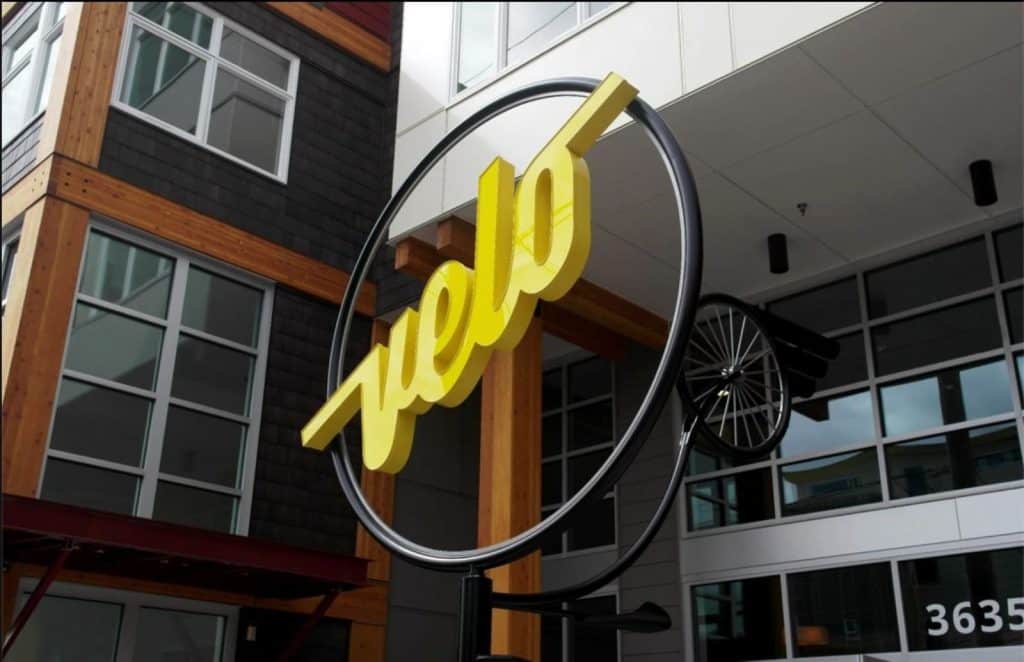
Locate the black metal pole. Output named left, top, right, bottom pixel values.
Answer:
left=457, top=570, right=492, bottom=662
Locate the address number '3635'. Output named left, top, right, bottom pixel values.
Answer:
left=925, top=597, right=1024, bottom=636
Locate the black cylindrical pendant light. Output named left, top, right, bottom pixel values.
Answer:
left=969, top=159, right=998, bottom=207
left=768, top=233, right=789, bottom=274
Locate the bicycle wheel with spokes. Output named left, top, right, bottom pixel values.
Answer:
left=678, top=294, right=791, bottom=457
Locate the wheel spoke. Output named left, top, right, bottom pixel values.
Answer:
left=736, top=329, right=761, bottom=367
left=694, top=323, right=727, bottom=364
left=713, top=307, right=733, bottom=367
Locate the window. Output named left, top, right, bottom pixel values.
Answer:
left=1, top=229, right=20, bottom=314
left=39, top=225, right=271, bottom=534
left=684, top=222, right=1023, bottom=532
left=687, top=468, right=773, bottom=531
left=114, top=2, right=298, bottom=180
left=692, top=576, right=785, bottom=661
left=1, top=2, right=65, bottom=146
left=886, top=421, right=1023, bottom=498
left=542, top=355, right=616, bottom=555
left=899, top=547, right=1024, bottom=651
left=779, top=448, right=882, bottom=516
left=542, top=595, right=620, bottom=662
left=453, top=2, right=619, bottom=94
left=788, top=562, right=900, bottom=656
left=6, top=581, right=235, bottom=662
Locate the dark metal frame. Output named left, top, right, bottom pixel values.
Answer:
left=324, top=76, right=704, bottom=661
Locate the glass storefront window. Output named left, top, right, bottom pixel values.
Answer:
left=994, top=224, right=1022, bottom=282
left=687, top=468, right=773, bottom=531
left=815, top=331, right=868, bottom=391
left=541, top=352, right=615, bottom=555
left=886, top=421, right=1023, bottom=498
left=788, top=562, right=900, bottom=656
left=871, top=297, right=1002, bottom=377
left=767, top=277, right=859, bottom=334
left=6, top=594, right=122, bottom=662
left=899, top=547, right=1024, bottom=651
left=880, top=360, right=1013, bottom=437
left=1004, top=287, right=1022, bottom=345
left=779, top=391, right=874, bottom=458
left=866, top=238, right=991, bottom=318
left=692, top=576, right=785, bottom=662
left=541, top=595, right=619, bottom=661
left=134, top=607, right=226, bottom=661
left=779, top=449, right=882, bottom=516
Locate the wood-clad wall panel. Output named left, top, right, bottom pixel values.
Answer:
left=265, top=2, right=390, bottom=71
left=1, top=198, right=89, bottom=496
left=479, top=318, right=543, bottom=661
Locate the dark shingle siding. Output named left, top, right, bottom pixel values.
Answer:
left=1, top=116, right=43, bottom=193
left=249, top=286, right=370, bottom=554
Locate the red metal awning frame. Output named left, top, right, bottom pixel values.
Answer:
left=2, top=494, right=369, bottom=660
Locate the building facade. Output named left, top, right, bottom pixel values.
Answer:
left=2, top=2, right=402, bottom=660
left=384, top=2, right=1023, bottom=662
left=3, top=3, right=1023, bottom=662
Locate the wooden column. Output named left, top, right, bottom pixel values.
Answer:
left=478, top=317, right=543, bottom=661
left=348, top=320, right=396, bottom=662
left=1, top=198, right=89, bottom=496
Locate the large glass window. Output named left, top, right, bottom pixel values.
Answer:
left=8, top=582, right=234, bottom=662
left=115, top=3, right=298, bottom=179
left=1, top=2, right=65, bottom=146
left=685, top=223, right=1024, bottom=533
left=40, top=226, right=270, bottom=534
left=692, top=576, right=785, bottom=661
left=779, top=448, right=882, bottom=516
left=788, top=562, right=900, bottom=656
left=542, top=355, right=616, bottom=555
left=886, top=421, right=1023, bottom=498
left=453, top=2, right=619, bottom=94
left=899, top=547, right=1024, bottom=651
left=687, top=468, right=773, bottom=531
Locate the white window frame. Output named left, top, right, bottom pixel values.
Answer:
left=111, top=2, right=299, bottom=183
left=1, top=1, right=66, bottom=147
left=37, top=217, right=274, bottom=536
left=450, top=2, right=622, bottom=99
left=14, top=579, right=239, bottom=662
left=541, top=350, right=618, bottom=558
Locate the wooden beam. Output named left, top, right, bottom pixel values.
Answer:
left=430, top=217, right=667, bottom=348
left=1, top=156, right=51, bottom=227
left=394, top=220, right=635, bottom=359
left=348, top=623, right=387, bottom=662
left=47, top=156, right=376, bottom=315
left=2, top=198, right=89, bottom=496
left=265, top=2, right=390, bottom=71
left=353, top=319, right=397, bottom=583
left=8, top=562, right=389, bottom=625
left=479, top=317, right=542, bottom=661
left=36, top=2, right=126, bottom=166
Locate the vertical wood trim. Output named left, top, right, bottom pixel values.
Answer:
left=1, top=198, right=89, bottom=496
left=348, top=319, right=393, bottom=662
left=478, top=317, right=542, bottom=661
left=36, top=2, right=127, bottom=165
left=353, top=319, right=396, bottom=583
left=348, top=622, right=387, bottom=662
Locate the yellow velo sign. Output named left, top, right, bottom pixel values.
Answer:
left=301, top=73, right=638, bottom=474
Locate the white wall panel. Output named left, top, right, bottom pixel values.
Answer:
left=679, top=499, right=962, bottom=576
left=392, top=112, right=447, bottom=236
left=395, top=2, right=454, bottom=134
left=680, top=2, right=734, bottom=92
left=956, top=488, right=1024, bottom=539
left=729, top=2, right=870, bottom=67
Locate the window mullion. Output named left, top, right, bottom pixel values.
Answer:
left=135, top=256, right=190, bottom=519
left=497, top=2, right=509, bottom=71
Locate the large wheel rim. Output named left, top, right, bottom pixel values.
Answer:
left=324, top=77, right=704, bottom=572
left=680, top=294, right=790, bottom=457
